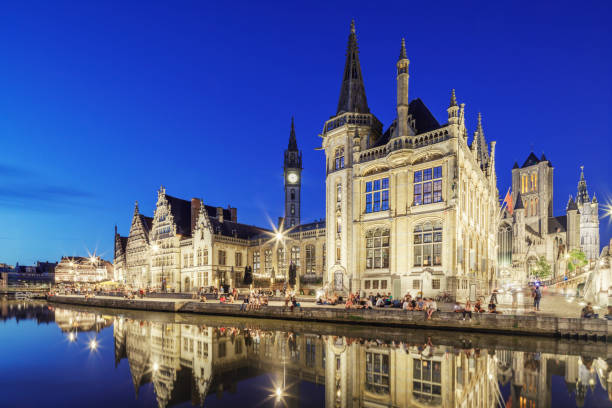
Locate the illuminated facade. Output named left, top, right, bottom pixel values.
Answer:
left=54, top=256, right=112, bottom=283
left=498, top=160, right=601, bottom=283
left=320, top=23, right=498, bottom=298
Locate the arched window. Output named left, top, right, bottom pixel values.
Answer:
left=334, top=146, right=345, bottom=170
left=291, top=246, right=300, bottom=267
left=366, top=228, right=390, bottom=269
left=291, top=189, right=295, bottom=200
left=253, top=251, right=260, bottom=273
left=498, top=224, right=512, bottom=268
left=413, top=221, right=443, bottom=267
left=305, top=245, right=316, bottom=274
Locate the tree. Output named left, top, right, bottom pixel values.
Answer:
left=288, top=263, right=297, bottom=287
left=567, top=249, right=587, bottom=275
left=243, top=266, right=253, bottom=285
left=532, top=256, right=552, bottom=280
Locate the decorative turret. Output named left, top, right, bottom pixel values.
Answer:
left=336, top=20, right=369, bottom=115
left=566, top=195, right=578, bottom=211
left=471, top=113, right=490, bottom=169
left=133, top=200, right=139, bottom=215
left=396, top=38, right=410, bottom=138
left=447, top=89, right=459, bottom=126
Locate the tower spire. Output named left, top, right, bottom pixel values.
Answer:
left=399, top=38, right=407, bottom=60
left=288, top=116, right=298, bottom=151
left=577, top=166, right=589, bottom=204
left=449, top=88, right=457, bottom=107
left=471, top=112, right=489, bottom=168
left=336, top=20, right=369, bottom=115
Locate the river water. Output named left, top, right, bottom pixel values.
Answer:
left=1, top=301, right=610, bottom=408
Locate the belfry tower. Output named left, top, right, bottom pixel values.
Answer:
left=284, top=117, right=302, bottom=227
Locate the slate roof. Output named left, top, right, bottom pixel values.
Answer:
left=548, top=216, right=567, bottom=233
left=514, top=192, right=525, bottom=210
left=336, top=20, right=369, bottom=115
left=209, top=218, right=270, bottom=240
left=566, top=195, right=578, bottom=211
left=165, top=195, right=193, bottom=236
left=295, top=219, right=326, bottom=232
left=376, top=98, right=442, bottom=148
left=521, top=152, right=540, bottom=168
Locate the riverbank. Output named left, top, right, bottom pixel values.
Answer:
left=49, top=295, right=612, bottom=341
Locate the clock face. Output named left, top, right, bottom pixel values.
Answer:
left=287, top=173, right=298, bottom=183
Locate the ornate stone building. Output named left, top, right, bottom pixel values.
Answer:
left=320, top=22, right=499, bottom=298
left=498, top=157, right=601, bottom=283
left=54, top=256, right=112, bottom=283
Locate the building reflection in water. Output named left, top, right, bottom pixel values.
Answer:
left=110, top=317, right=612, bottom=408
left=3, top=301, right=609, bottom=408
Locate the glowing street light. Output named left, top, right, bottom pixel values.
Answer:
left=89, top=339, right=98, bottom=350
left=68, top=332, right=76, bottom=342
left=153, top=362, right=159, bottom=371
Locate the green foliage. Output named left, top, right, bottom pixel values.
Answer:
left=532, top=256, right=552, bottom=279
left=567, top=249, right=588, bottom=273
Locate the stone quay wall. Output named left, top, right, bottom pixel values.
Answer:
left=49, top=295, right=611, bottom=341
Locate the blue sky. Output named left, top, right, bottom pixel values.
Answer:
left=0, top=0, right=610, bottom=265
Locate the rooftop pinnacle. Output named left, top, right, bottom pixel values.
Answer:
left=336, top=20, right=369, bottom=115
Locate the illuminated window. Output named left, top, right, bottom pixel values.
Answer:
left=366, top=352, right=389, bottom=394
left=336, top=246, right=341, bottom=262
left=253, top=252, right=260, bottom=273
left=305, top=245, right=315, bottom=274
left=414, top=166, right=442, bottom=205
left=277, top=247, right=286, bottom=276
left=334, top=146, right=345, bottom=170
left=531, top=172, right=538, bottom=191
left=264, top=250, right=272, bottom=276
left=336, top=183, right=342, bottom=203
left=413, top=358, right=442, bottom=403
left=291, top=246, right=300, bottom=267
left=414, top=221, right=443, bottom=267
left=365, top=177, right=390, bottom=213
left=366, top=228, right=390, bottom=269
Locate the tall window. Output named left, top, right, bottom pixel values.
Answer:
left=235, top=252, right=242, bottom=267
left=291, top=204, right=295, bottom=215
left=322, top=244, right=326, bottom=268
left=264, top=250, right=272, bottom=276
left=414, top=221, right=443, bottom=267
left=334, top=146, right=345, bottom=170
left=291, top=246, right=300, bottom=267
left=336, top=183, right=342, bottom=203
left=521, top=174, right=528, bottom=194
left=253, top=252, right=260, bottom=273
left=413, top=358, right=442, bottom=403
left=531, top=172, right=538, bottom=191
left=366, top=352, right=390, bottom=395
left=277, top=247, right=286, bottom=276
left=291, top=189, right=295, bottom=200
left=365, top=178, right=390, bottom=213
left=366, top=228, right=390, bottom=269
left=305, top=245, right=316, bottom=274
left=414, top=166, right=442, bottom=205
left=336, top=217, right=342, bottom=234
left=218, top=250, right=226, bottom=266
left=203, top=249, right=208, bottom=265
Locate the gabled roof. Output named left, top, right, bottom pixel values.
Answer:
left=139, top=214, right=153, bottom=232
left=548, top=216, right=567, bottom=233
left=521, top=152, right=540, bottom=168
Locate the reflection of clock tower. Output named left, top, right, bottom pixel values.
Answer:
left=284, top=117, right=302, bottom=227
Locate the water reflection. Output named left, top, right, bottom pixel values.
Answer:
left=1, top=301, right=611, bottom=408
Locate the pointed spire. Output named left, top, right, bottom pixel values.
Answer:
left=471, top=113, right=489, bottom=168
left=567, top=195, right=578, bottom=211
left=336, top=20, right=369, bottom=115
left=134, top=200, right=139, bottom=215
left=514, top=192, right=525, bottom=210
left=399, top=38, right=407, bottom=60
left=449, top=89, right=457, bottom=107
left=577, top=166, right=589, bottom=205
left=592, top=193, right=597, bottom=203
left=287, top=116, right=298, bottom=151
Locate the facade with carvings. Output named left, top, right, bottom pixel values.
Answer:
left=54, top=256, right=112, bottom=283
left=498, top=159, right=601, bottom=284
left=320, top=23, right=499, bottom=298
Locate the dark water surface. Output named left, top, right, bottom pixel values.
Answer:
left=1, top=301, right=610, bottom=408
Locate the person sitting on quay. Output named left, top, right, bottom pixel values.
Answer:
left=453, top=302, right=463, bottom=313
left=289, top=296, right=300, bottom=311
left=462, top=300, right=473, bottom=320
left=426, top=298, right=438, bottom=320
left=474, top=299, right=485, bottom=313
left=200, top=293, right=207, bottom=303
left=580, top=302, right=597, bottom=319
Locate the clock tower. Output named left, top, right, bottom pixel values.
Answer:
left=284, top=117, right=302, bottom=227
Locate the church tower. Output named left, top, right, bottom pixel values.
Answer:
left=284, top=117, right=302, bottom=228
left=576, top=166, right=600, bottom=260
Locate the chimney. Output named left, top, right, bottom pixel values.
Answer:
left=216, top=207, right=224, bottom=222
left=228, top=206, right=237, bottom=222
left=191, top=198, right=200, bottom=233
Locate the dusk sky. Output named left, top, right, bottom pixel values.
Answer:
left=0, top=1, right=610, bottom=265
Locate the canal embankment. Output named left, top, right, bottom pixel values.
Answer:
left=49, top=295, right=612, bottom=341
